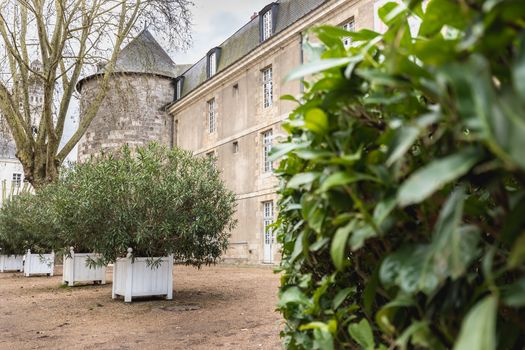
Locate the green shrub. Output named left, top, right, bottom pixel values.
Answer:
left=0, top=192, right=60, bottom=255
left=48, top=143, right=237, bottom=267
left=275, top=1, right=525, bottom=349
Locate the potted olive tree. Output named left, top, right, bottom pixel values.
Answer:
left=0, top=193, right=57, bottom=276
left=39, top=183, right=107, bottom=286
left=0, top=229, right=23, bottom=273
left=54, top=143, right=237, bottom=302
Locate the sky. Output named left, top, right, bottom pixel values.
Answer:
left=63, top=0, right=270, bottom=161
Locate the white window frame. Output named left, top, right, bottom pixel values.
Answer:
left=262, top=10, right=273, bottom=41
left=262, top=67, right=273, bottom=109
left=262, top=129, right=273, bottom=173
left=263, top=201, right=274, bottom=244
left=12, top=173, right=22, bottom=187
left=208, top=98, right=217, bottom=133
left=208, top=52, right=217, bottom=77
left=343, top=18, right=355, bottom=48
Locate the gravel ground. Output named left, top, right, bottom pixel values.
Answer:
left=0, top=265, right=282, bottom=350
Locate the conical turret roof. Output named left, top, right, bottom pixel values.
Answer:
left=77, top=29, right=177, bottom=92
left=109, top=29, right=177, bottom=78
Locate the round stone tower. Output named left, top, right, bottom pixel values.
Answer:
left=76, top=29, right=178, bottom=163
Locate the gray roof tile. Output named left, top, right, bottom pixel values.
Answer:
left=110, top=29, right=178, bottom=78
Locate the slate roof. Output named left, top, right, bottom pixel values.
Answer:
left=110, top=29, right=178, bottom=77
left=177, top=0, right=327, bottom=100
left=77, top=29, right=178, bottom=91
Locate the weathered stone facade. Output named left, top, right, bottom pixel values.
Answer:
left=169, top=0, right=376, bottom=264
left=77, top=74, right=174, bottom=162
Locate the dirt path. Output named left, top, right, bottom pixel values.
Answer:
left=0, top=265, right=282, bottom=350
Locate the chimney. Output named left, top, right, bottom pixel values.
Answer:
left=250, top=12, right=258, bottom=20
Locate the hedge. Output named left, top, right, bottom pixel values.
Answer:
left=274, top=0, right=525, bottom=349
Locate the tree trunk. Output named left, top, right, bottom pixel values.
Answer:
left=16, top=144, right=59, bottom=190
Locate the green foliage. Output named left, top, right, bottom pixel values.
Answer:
left=45, top=143, right=237, bottom=266
left=275, top=0, right=525, bottom=348
left=0, top=193, right=60, bottom=254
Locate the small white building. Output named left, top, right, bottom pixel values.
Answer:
left=0, top=142, right=25, bottom=205
left=0, top=60, right=43, bottom=205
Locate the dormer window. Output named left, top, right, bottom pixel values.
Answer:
left=262, top=11, right=272, bottom=41
left=209, top=52, right=216, bottom=77
left=207, top=47, right=221, bottom=79
left=175, top=77, right=184, bottom=100
left=259, top=3, right=278, bottom=43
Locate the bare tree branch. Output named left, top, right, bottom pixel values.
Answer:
left=0, top=0, right=193, bottom=188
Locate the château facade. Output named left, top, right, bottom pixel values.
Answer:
left=77, top=0, right=379, bottom=264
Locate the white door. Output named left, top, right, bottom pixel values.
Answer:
left=262, top=201, right=274, bottom=264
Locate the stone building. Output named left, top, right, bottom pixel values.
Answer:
left=78, top=0, right=379, bottom=264
left=76, top=30, right=191, bottom=162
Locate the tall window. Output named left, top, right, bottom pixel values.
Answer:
left=262, top=10, right=273, bottom=41
left=343, top=18, right=355, bottom=48
left=208, top=98, right=217, bottom=133
left=262, top=67, right=273, bottom=108
left=12, top=173, right=22, bottom=187
left=208, top=52, right=217, bottom=77
left=262, top=129, right=273, bottom=173
left=263, top=201, right=274, bottom=244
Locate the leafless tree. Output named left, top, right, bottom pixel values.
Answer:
left=0, top=0, right=192, bottom=189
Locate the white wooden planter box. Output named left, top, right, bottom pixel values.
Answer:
left=62, top=248, right=107, bottom=286
left=112, top=248, right=173, bottom=302
left=24, top=250, right=55, bottom=276
left=0, top=255, right=24, bottom=272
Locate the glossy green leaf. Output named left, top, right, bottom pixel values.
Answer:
left=381, top=189, right=480, bottom=294
left=387, top=112, right=440, bottom=166
left=287, top=172, right=321, bottom=189
left=330, top=220, right=355, bottom=270
left=508, top=233, right=525, bottom=268
left=348, top=319, right=375, bottom=350
left=396, top=321, right=445, bottom=350
left=285, top=57, right=354, bottom=81
left=319, top=172, right=378, bottom=193
left=304, top=108, right=329, bottom=135
left=512, top=33, right=525, bottom=100
left=453, top=296, right=497, bottom=350
left=313, top=25, right=380, bottom=42
left=349, top=223, right=376, bottom=251
left=398, top=147, right=482, bottom=207
left=332, top=287, right=355, bottom=309
left=278, top=287, right=310, bottom=307
left=420, top=0, right=469, bottom=37
left=503, top=278, right=525, bottom=307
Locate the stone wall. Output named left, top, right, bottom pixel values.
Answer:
left=77, top=74, right=174, bottom=163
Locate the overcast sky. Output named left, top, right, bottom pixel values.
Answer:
left=63, top=0, right=270, bottom=161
